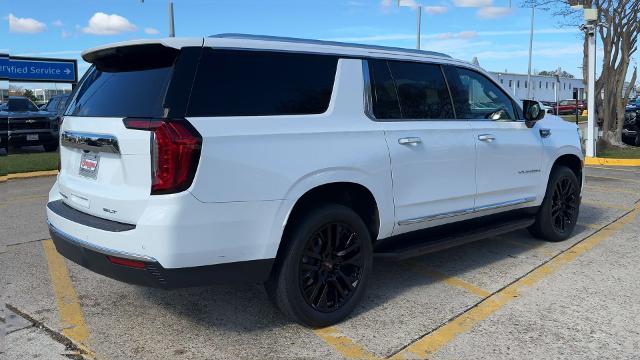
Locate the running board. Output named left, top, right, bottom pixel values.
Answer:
left=374, top=214, right=536, bottom=261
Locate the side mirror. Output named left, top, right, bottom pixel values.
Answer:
left=523, top=100, right=545, bottom=128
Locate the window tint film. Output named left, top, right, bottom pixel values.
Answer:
left=368, top=60, right=401, bottom=119
left=443, top=66, right=515, bottom=121
left=187, top=49, right=338, bottom=117
left=9, top=98, right=38, bottom=112
left=66, top=66, right=173, bottom=117
left=387, top=61, right=454, bottom=120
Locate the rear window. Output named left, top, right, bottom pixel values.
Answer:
left=65, top=45, right=179, bottom=118
left=187, top=49, right=338, bottom=117
left=9, top=98, right=39, bottom=112
left=65, top=66, right=173, bottom=118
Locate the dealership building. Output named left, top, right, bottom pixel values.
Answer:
left=490, top=71, right=586, bottom=102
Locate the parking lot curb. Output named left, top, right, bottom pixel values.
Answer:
left=585, top=157, right=640, bottom=167
left=0, top=170, right=58, bottom=182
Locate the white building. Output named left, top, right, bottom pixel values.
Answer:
left=490, top=72, right=586, bottom=102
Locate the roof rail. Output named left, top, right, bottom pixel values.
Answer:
left=208, top=33, right=452, bottom=59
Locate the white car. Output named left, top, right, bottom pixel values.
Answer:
left=46, top=34, right=583, bottom=327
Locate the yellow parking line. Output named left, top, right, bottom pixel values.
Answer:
left=314, top=326, right=380, bottom=360
left=42, top=239, right=95, bottom=358
left=390, top=204, right=639, bottom=360
left=406, top=262, right=490, bottom=299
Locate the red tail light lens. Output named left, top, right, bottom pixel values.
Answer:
left=107, top=256, right=147, bottom=269
left=123, top=118, right=202, bottom=194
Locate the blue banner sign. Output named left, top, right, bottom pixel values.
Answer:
left=0, top=56, right=77, bottom=83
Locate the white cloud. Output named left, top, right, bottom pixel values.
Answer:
left=144, top=27, right=159, bottom=35
left=459, top=31, right=478, bottom=39
left=8, top=13, right=47, bottom=33
left=381, top=0, right=393, bottom=6
left=477, top=7, right=513, bottom=19
left=424, top=6, right=448, bottom=15
left=52, top=19, right=63, bottom=27
left=82, top=12, right=137, bottom=35
left=453, top=0, right=492, bottom=7
left=61, top=30, right=72, bottom=38
left=398, top=0, right=420, bottom=7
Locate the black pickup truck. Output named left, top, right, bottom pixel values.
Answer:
left=0, top=96, right=60, bottom=152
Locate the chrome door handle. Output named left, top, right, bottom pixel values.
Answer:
left=398, top=137, right=422, bottom=145
left=477, top=134, right=496, bottom=142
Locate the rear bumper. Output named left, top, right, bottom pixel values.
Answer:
left=48, top=221, right=275, bottom=288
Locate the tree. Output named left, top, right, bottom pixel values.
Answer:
left=537, top=70, right=575, bottom=78
left=530, top=0, right=639, bottom=147
left=23, top=89, right=38, bottom=103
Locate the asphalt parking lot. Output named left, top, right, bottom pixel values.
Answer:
left=1, top=166, right=639, bottom=359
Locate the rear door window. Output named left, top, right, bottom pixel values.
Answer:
left=368, top=59, right=402, bottom=119
left=187, top=49, right=338, bottom=117
left=386, top=61, right=455, bottom=120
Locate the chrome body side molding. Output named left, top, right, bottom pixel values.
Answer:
left=398, top=196, right=537, bottom=226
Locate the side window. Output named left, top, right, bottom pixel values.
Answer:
left=443, top=66, right=516, bottom=121
left=386, top=61, right=454, bottom=120
left=368, top=60, right=401, bottom=119
left=187, top=49, right=338, bottom=117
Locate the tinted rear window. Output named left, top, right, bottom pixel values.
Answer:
left=9, top=98, right=39, bottom=112
left=387, top=61, right=454, bottom=120
left=187, top=49, right=338, bottom=117
left=65, top=66, right=173, bottom=117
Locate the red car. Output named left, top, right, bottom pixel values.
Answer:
left=554, top=99, right=586, bottom=115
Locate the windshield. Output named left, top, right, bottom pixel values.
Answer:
left=9, top=98, right=39, bottom=112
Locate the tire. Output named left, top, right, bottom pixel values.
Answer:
left=265, top=203, right=373, bottom=327
left=528, top=166, right=581, bottom=242
left=43, top=143, right=58, bottom=152
left=635, top=133, right=640, bottom=147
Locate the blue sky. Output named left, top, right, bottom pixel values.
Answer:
left=5, top=0, right=634, bottom=90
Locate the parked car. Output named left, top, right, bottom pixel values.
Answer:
left=4, top=96, right=59, bottom=152
left=46, top=35, right=584, bottom=327
left=43, top=94, right=70, bottom=126
left=623, top=109, right=639, bottom=146
left=554, top=99, right=586, bottom=115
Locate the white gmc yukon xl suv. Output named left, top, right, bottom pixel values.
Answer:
left=47, top=34, right=583, bottom=327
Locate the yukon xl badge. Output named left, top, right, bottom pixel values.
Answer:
left=518, top=169, right=541, bottom=174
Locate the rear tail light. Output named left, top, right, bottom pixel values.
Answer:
left=123, top=118, right=202, bottom=195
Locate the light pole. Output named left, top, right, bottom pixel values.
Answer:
left=140, top=0, right=175, bottom=37
left=554, top=70, right=561, bottom=115
left=571, top=0, right=598, bottom=157
left=398, top=0, right=422, bottom=50
left=527, top=0, right=536, bottom=99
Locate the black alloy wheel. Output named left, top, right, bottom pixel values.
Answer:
left=550, top=176, right=579, bottom=234
left=528, top=166, right=581, bottom=242
left=299, top=222, right=363, bottom=313
left=266, top=203, right=372, bottom=327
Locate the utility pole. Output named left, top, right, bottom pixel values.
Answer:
left=140, top=0, right=175, bottom=37
left=416, top=6, right=422, bottom=50
left=398, top=1, right=422, bottom=50
left=527, top=1, right=535, bottom=99
left=586, top=23, right=596, bottom=157
left=168, top=1, right=175, bottom=37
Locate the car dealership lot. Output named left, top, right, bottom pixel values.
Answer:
left=1, top=166, right=640, bottom=359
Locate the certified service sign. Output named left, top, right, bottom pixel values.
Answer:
left=0, top=55, right=77, bottom=83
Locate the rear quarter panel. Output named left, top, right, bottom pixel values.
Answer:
left=186, top=59, right=395, bottom=240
